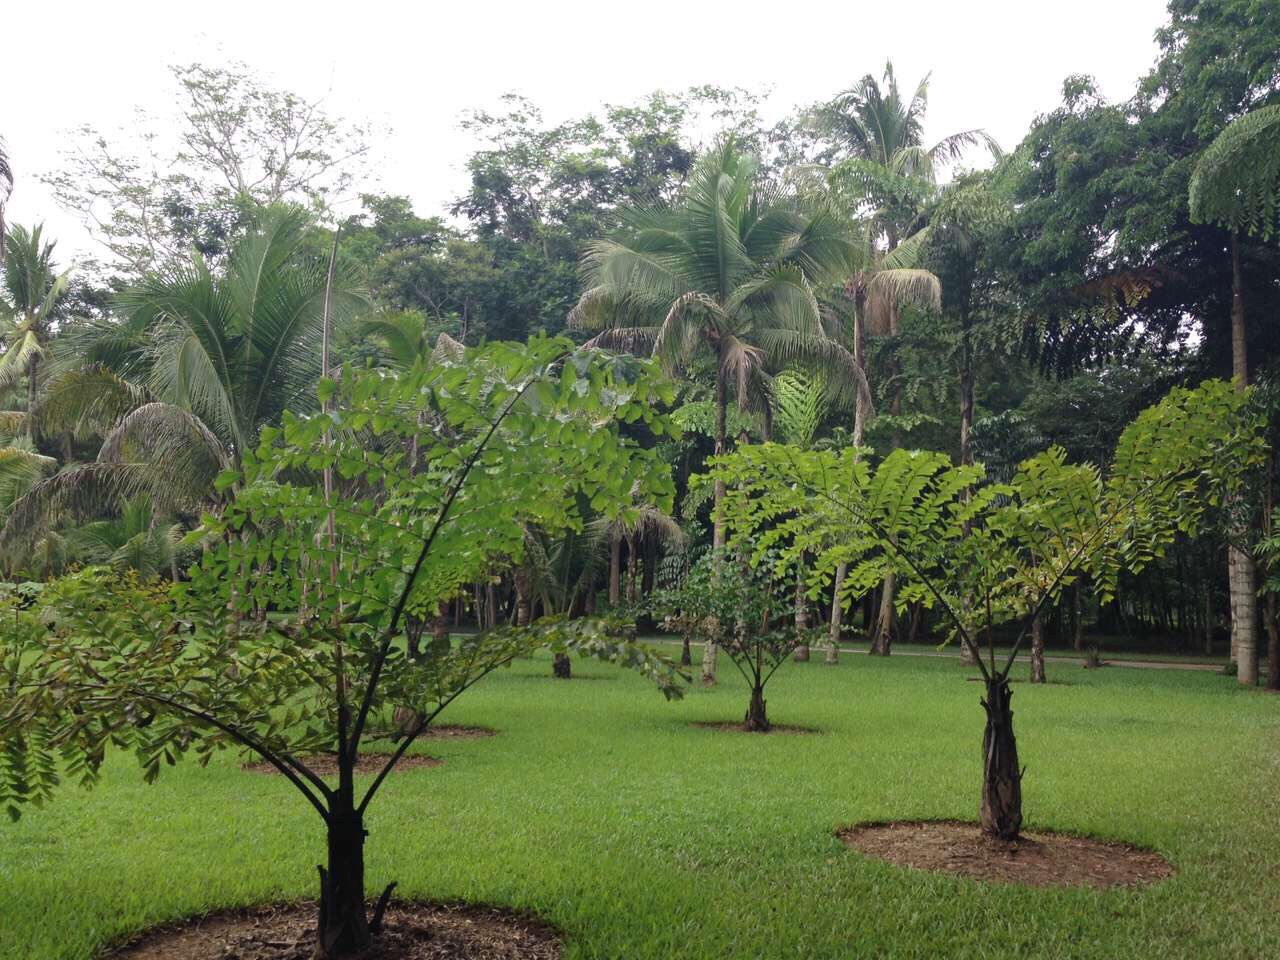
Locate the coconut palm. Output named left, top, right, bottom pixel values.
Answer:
left=1, top=205, right=364, bottom=558
left=0, top=225, right=70, bottom=434
left=360, top=309, right=464, bottom=370
left=65, top=493, right=190, bottom=580
left=812, top=63, right=998, bottom=655
left=0, top=138, right=12, bottom=264
left=569, top=140, right=869, bottom=681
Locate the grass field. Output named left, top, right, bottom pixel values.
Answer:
left=1, top=650, right=1277, bottom=959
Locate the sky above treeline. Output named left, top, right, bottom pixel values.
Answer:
left=6, top=0, right=1170, bottom=264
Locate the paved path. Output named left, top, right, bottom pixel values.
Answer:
left=650, top=639, right=1224, bottom=673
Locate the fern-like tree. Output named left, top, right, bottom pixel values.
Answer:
left=1, top=206, right=363, bottom=565
left=1189, top=103, right=1280, bottom=686
left=1, top=337, right=685, bottom=958
left=712, top=380, right=1260, bottom=838
left=569, top=139, right=868, bottom=683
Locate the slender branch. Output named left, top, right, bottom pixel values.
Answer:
left=349, top=359, right=565, bottom=751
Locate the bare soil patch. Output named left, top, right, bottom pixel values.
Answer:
left=690, top=722, right=820, bottom=734
left=838, top=819, right=1173, bottom=888
left=103, top=900, right=562, bottom=960
left=370, top=724, right=497, bottom=742
left=242, top=754, right=442, bottom=776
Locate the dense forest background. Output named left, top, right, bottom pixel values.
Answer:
left=2, top=0, right=1279, bottom=676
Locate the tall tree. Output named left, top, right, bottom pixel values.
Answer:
left=0, top=225, right=70, bottom=434
left=813, top=62, right=994, bottom=654
left=1, top=206, right=363, bottom=562
left=0, top=137, right=12, bottom=264
left=569, top=140, right=868, bottom=682
left=44, top=62, right=370, bottom=278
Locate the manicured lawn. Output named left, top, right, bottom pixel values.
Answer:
left=2, top=652, right=1277, bottom=959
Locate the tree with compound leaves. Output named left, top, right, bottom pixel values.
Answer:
left=0, top=337, right=685, bottom=958
left=711, top=379, right=1261, bottom=838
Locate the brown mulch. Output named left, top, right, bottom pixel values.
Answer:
left=368, top=725, right=497, bottom=742
left=838, top=819, right=1174, bottom=889
left=690, top=722, right=820, bottom=734
left=103, top=900, right=562, bottom=960
left=242, top=754, right=442, bottom=776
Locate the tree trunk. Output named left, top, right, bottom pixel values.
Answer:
left=515, top=571, right=531, bottom=628
left=608, top=535, right=621, bottom=607
left=1228, top=233, right=1259, bottom=686
left=744, top=683, right=769, bottom=732
left=703, top=360, right=728, bottom=687
left=1029, top=616, right=1046, bottom=684
left=1262, top=591, right=1280, bottom=691
left=625, top=534, right=638, bottom=605
left=979, top=677, right=1022, bottom=841
left=680, top=635, right=692, bottom=667
left=793, top=555, right=810, bottom=661
left=26, top=351, right=40, bottom=438
left=552, top=652, right=572, bottom=679
left=869, top=570, right=895, bottom=655
left=315, top=805, right=372, bottom=958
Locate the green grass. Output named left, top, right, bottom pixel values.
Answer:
left=2, top=652, right=1277, bottom=959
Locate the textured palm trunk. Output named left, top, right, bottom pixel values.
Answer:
left=26, top=352, right=40, bottom=439
left=1228, top=234, right=1259, bottom=686
left=703, top=361, right=728, bottom=686
left=625, top=534, right=638, bottom=605
left=1264, top=592, right=1279, bottom=691
left=979, top=677, right=1022, bottom=841
left=1029, top=616, right=1046, bottom=684
left=608, top=534, right=621, bottom=606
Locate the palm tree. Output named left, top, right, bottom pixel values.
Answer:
left=813, top=63, right=996, bottom=655
left=0, top=225, right=70, bottom=435
left=66, top=493, right=190, bottom=579
left=360, top=309, right=464, bottom=370
left=569, top=140, right=869, bottom=682
left=0, top=137, right=13, bottom=264
left=1, top=205, right=363, bottom=556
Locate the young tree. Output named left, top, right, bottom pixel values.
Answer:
left=711, top=379, right=1261, bottom=839
left=0, top=337, right=685, bottom=958
left=650, top=545, right=804, bottom=731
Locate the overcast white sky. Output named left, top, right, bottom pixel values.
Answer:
left=5, top=0, right=1171, bottom=264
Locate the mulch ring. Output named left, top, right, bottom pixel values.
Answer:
left=838, top=819, right=1174, bottom=889
left=242, top=754, right=442, bottom=776
left=690, top=722, right=820, bottom=735
left=241, top=726, right=495, bottom=776
left=102, top=900, right=562, bottom=960
left=368, top=724, right=497, bottom=742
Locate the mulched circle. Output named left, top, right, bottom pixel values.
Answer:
left=690, top=722, right=820, bottom=734
left=373, top=724, right=497, bottom=741
left=838, top=819, right=1174, bottom=888
left=242, top=754, right=442, bottom=776
left=102, top=900, right=561, bottom=959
